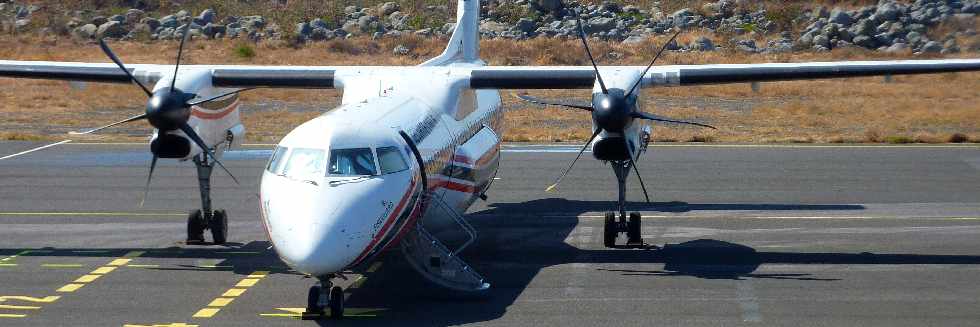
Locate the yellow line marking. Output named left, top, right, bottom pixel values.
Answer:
left=247, top=271, right=269, bottom=278
left=235, top=278, right=260, bottom=288
left=207, top=298, right=234, bottom=307
left=0, top=250, right=30, bottom=262
left=0, top=263, right=17, bottom=267
left=91, top=266, right=116, bottom=274
left=74, top=274, right=100, bottom=283
left=109, top=259, right=132, bottom=266
left=0, top=314, right=27, bottom=318
left=0, top=212, right=185, bottom=217
left=192, top=308, right=220, bottom=318
left=57, top=284, right=84, bottom=293
left=41, top=264, right=84, bottom=268
left=124, top=251, right=146, bottom=257
left=366, top=262, right=383, bottom=273
left=0, top=304, right=41, bottom=310
left=0, top=296, right=60, bottom=303
left=221, top=288, right=246, bottom=297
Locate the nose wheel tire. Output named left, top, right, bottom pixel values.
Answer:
left=329, top=286, right=345, bottom=318
left=210, top=209, right=228, bottom=245
left=186, top=210, right=205, bottom=244
left=306, top=285, right=324, bottom=316
left=603, top=212, right=617, bottom=248
left=627, top=212, right=642, bottom=245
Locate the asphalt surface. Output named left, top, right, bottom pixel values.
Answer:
left=1, top=141, right=979, bottom=326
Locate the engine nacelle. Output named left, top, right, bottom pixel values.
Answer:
left=592, top=136, right=630, bottom=161
left=226, top=124, right=246, bottom=150
left=150, top=133, right=191, bottom=159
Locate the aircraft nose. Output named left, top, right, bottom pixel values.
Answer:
left=265, top=194, right=358, bottom=275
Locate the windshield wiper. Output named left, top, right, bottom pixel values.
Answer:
left=328, top=175, right=373, bottom=186
left=277, top=173, right=319, bottom=186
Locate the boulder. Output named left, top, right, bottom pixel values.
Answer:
left=875, top=2, right=901, bottom=22
left=310, top=18, right=329, bottom=30
left=91, top=16, right=108, bottom=26
left=198, top=9, right=216, bottom=25
left=96, top=21, right=128, bottom=38
left=812, top=34, right=831, bottom=49
left=295, top=22, right=311, bottom=36
left=536, top=0, right=563, bottom=13
left=692, top=36, right=715, bottom=51
left=309, top=27, right=333, bottom=41
left=380, top=2, right=400, bottom=16
left=735, top=39, right=757, bottom=52
left=109, top=14, right=126, bottom=23
left=393, top=44, right=410, bottom=55
left=73, top=23, right=98, bottom=39
left=515, top=18, right=536, bottom=33
left=159, top=15, right=178, bottom=29
left=883, top=42, right=909, bottom=53
left=586, top=17, right=617, bottom=33
left=125, top=9, right=145, bottom=23
left=852, top=35, right=876, bottom=48
left=920, top=40, right=942, bottom=53
left=240, top=16, right=266, bottom=30
left=829, top=9, right=852, bottom=26
left=140, top=17, right=160, bottom=32
left=942, top=39, right=960, bottom=53
left=202, top=23, right=226, bottom=38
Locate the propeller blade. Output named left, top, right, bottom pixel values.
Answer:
left=515, top=93, right=593, bottom=111
left=186, top=88, right=254, bottom=107
left=626, top=31, right=682, bottom=98
left=171, top=20, right=193, bottom=91
left=68, top=113, right=147, bottom=135
left=575, top=16, right=608, bottom=94
left=98, top=39, right=153, bottom=97
left=139, top=155, right=158, bottom=208
left=546, top=128, right=603, bottom=193
left=627, top=152, right=651, bottom=203
left=177, top=123, right=241, bottom=185
left=633, top=111, right=717, bottom=129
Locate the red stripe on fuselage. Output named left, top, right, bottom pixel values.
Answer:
left=348, top=177, right=417, bottom=267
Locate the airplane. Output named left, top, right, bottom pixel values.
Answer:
left=1, top=0, right=979, bottom=318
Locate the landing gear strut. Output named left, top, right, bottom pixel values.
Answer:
left=306, top=276, right=344, bottom=319
left=602, top=161, right=645, bottom=248
left=186, top=153, right=229, bottom=245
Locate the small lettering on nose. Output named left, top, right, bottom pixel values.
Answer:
left=373, top=200, right=394, bottom=235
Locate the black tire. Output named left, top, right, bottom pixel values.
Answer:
left=186, top=210, right=205, bottom=244
left=211, top=209, right=228, bottom=245
left=628, top=212, right=642, bottom=243
left=603, top=212, right=617, bottom=248
left=329, top=286, right=344, bottom=319
left=306, top=285, right=323, bottom=316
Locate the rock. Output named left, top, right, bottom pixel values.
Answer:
left=92, top=16, right=108, bottom=26
left=157, top=27, right=175, bottom=40
left=393, top=44, right=410, bottom=55
left=812, top=34, right=831, bottom=49
left=344, top=6, right=359, bottom=15
left=125, top=9, right=145, bottom=23
left=883, top=42, right=909, bottom=53
left=692, top=36, right=715, bottom=51
left=140, top=17, right=160, bottom=31
left=380, top=2, right=400, bottom=16
left=735, top=39, right=757, bottom=52
left=850, top=18, right=875, bottom=37
left=198, top=9, right=216, bottom=25
left=109, top=14, right=126, bottom=23
left=240, top=16, right=266, bottom=30
left=875, top=2, right=901, bottom=22
left=295, top=22, right=311, bottom=36
left=175, top=10, right=189, bottom=19
left=536, top=0, right=563, bottom=13
left=309, top=27, right=332, bottom=41
left=622, top=35, right=647, bottom=44
left=342, top=21, right=359, bottom=35
left=160, top=15, right=178, bottom=29
left=202, top=23, right=226, bottom=38
left=942, top=39, right=960, bottom=53
left=14, top=19, right=30, bottom=32
left=310, top=18, right=329, bottom=30
left=96, top=21, right=128, bottom=39
left=853, top=35, right=876, bottom=48
left=73, top=24, right=98, bottom=39
left=357, top=15, right=380, bottom=33
left=906, top=31, right=923, bottom=45
left=829, top=9, right=852, bottom=26
left=586, top=17, right=617, bottom=33
left=515, top=18, right=536, bottom=33
left=920, top=40, right=942, bottom=53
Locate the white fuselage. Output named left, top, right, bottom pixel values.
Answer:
left=258, top=66, right=503, bottom=276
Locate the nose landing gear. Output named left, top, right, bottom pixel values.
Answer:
left=603, top=161, right=647, bottom=249
left=305, top=276, right=344, bottom=319
left=186, top=154, right=229, bottom=245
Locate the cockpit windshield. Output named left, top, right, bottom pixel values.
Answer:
left=329, top=148, right=377, bottom=176
left=281, top=148, right=326, bottom=182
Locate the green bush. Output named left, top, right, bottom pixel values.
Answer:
left=232, top=43, right=256, bottom=59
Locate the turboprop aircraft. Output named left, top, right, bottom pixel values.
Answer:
left=2, top=0, right=980, bottom=318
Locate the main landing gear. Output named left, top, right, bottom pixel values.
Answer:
left=306, top=276, right=344, bottom=319
left=603, top=161, right=645, bottom=248
left=186, top=153, right=229, bottom=245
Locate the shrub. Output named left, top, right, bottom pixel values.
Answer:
left=232, top=42, right=256, bottom=59
left=948, top=133, right=970, bottom=143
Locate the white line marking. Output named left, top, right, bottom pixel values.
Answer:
left=736, top=282, right=762, bottom=323
left=0, top=140, right=72, bottom=160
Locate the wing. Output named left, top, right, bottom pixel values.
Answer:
left=468, top=59, right=980, bottom=89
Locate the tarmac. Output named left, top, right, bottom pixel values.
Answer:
left=1, top=141, right=979, bottom=326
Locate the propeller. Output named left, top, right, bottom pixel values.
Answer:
left=546, top=128, right=603, bottom=193
left=73, top=20, right=247, bottom=204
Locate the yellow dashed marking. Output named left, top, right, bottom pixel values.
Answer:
left=0, top=314, right=27, bottom=318
left=221, top=289, right=246, bottom=297
left=192, top=271, right=268, bottom=319
left=207, top=298, right=234, bottom=307
left=235, top=278, right=260, bottom=288
left=74, top=274, right=100, bottom=283
left=125, top=323, right=199, bottom=327
left=0, top=304, right=41, bottom=310
left=192, top=308, right=220, bottom=318
left=91, top=266, right=116, bottom=274
left=56, top=284, right=84, bottom=293
left=0, top=263, right=17, bottom=267
left=108, top=258, right=132, bottom=266
left=0, top=296, right=60, bottom=303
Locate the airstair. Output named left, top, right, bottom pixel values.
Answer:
left=400, top=193, right=490, bottom=292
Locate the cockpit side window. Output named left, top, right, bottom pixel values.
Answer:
left=267, top=146, right=288, bottom=174
left=328, top=148, right=377, bottom=176
left=377, top=146, right=408, bottom=174
left=282, top=148, right=326, bottom=181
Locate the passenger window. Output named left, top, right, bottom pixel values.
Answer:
left=267, top=146, right=288, bottom=174
left=282, top=148, right=325, bottom=181
left=377, top=146, right=408, bottom=174
left=329, top=148, right=377, bottom=176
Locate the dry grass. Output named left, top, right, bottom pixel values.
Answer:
left=0, top=36, right=978, bottom=143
